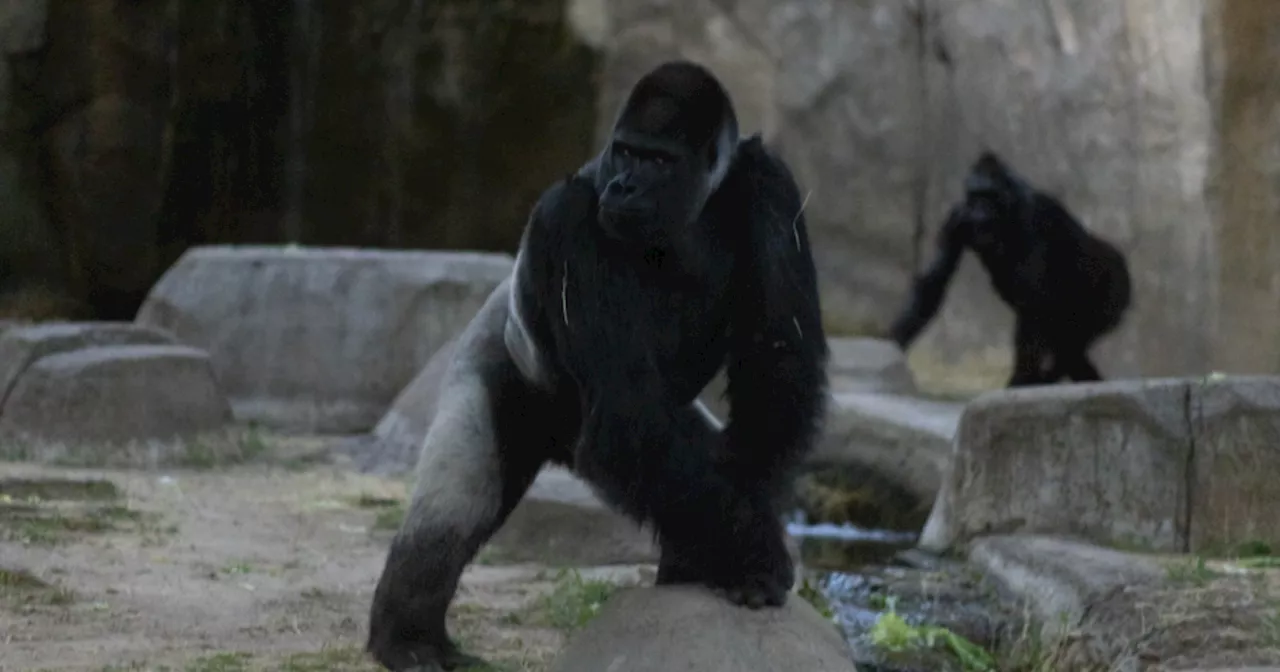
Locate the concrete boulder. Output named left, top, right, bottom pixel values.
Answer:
left=920, top=376, right=1280, bottom=554
left=551, top=586, right=856, bottom=672
left=0, top=344, right=230, bottom=444
left=134, top=245, right=514, bottom=433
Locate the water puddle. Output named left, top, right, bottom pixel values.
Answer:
left=788, top=518, right=1009, bottom=671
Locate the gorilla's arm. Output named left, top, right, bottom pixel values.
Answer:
left=887, top=206, right=970, bottom=349
left=720, top=137, right=830, bottom=491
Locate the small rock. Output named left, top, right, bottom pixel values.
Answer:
left=134, top=245, right=513, bottom=433
left=550, top=586, right=857, bottom=672
left=0, top=344, right=231, bottom=444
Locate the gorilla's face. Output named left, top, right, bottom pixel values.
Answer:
left=595, top=129, right=716, bottom=250
left=592, top=61, right=739, bottom=259
left=961, top=153, right=1027, bottom=256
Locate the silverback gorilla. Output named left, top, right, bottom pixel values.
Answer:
left=889, top=152, right=1132, bottom=387
left=366, top=61, right=830, bottom=671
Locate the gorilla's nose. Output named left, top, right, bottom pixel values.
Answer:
left=605, top=179, right=639, bottom=199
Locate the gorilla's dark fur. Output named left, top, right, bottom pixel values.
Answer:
left=366, top=60, right=830, bottom=671
left=889, top=151, right=1132, bottom=387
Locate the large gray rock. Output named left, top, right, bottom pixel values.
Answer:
left=550, top=586, right=857, bottom=672
left=0, top=344, right=230, bottom=444
left=0, top=321, right=175, bottom=405
left=813, top=391, right=961, bottom=506
left=921, top=376, right=1280, bottom=554
left=134, top=245, right=514, bottom=433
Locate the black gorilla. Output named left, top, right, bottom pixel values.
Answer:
left=889, top=151, right=1132, bottom=387
left=366, top=60, right=830, bottom=671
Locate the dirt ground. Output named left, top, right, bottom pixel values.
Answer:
left=0, top=450, right=648, bottom=672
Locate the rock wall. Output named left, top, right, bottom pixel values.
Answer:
left=0, top=0, right=599, bottom=320
left=581, top=0, right=1280, bottom=390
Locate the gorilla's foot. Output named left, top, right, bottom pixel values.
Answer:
left=366, top=635, right=488, bottom=672
left=656, top=529, right=793, bottom=610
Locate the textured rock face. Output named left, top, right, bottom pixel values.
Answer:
left=587, top=1, right=1280, bottom=388
left=135, top=245, right=513, bottom=433
left=550, top=586, right=857, bottom=672
left=920, top=376, right=1280, bottom=554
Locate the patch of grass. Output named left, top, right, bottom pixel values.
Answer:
left=372, top=505, right=406, bottom=531
left=1, top=500, right=157, bottom=546
left=0, top=566, right=74, bottom=608
left=0, top=477, right=120, bottom=501
left=351, top=494, right=402, bottom=509
left=184, top=652, right=252, bottom=672
left=221, top=561, right=254, bottom=575
left=990, top=608, right=1072, bottom=672
left=868, top=597, right=997, bottom=671
left=797, top=576, right=834, bottom=619
left=278, top=646, right=381, bottom=671
left=1164, top=556, right=1221, bottom=587
left=535, top=569, right=619, bottom=632
left=179, top=427, right=272, bottom=469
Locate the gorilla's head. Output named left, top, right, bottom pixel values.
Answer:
left=961, top=151, right=1034, bottom=254
left=593, top=61, right=739, bottom=252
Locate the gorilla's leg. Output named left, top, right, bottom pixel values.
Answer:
left=1059, top=348, right=1103, bottom=382
left=367, top=284, right=575, bottom=672
left=1008, top=319, right=1052, bottom=387
left=578, top=396, right=792, bottom=609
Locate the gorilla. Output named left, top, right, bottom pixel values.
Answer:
left=889, top=151, right=1132, bottom=387
left=366, top=60, right=830, bottom=671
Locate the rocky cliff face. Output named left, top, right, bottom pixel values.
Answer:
left=2, top=1, right=1276, bottom=387
left=0, top=0, right=599, bottom=319
left=581, top=0, right=1280, bottom=389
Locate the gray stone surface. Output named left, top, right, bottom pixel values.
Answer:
left=0, top=344, right=230, bottom=444
left=921, top=376, right=1280, bottom=554
left=587, top=0, right=1280, bottom=392
left=967, top=535, right=1164, bottom=641
left=486, top=466, right=658, bottom=567
left=134, top=245, right=513, bottom=433
left=826, top=337, right=917, bottom=394
left=550, top=586, right=856, bottom=672
left=0, top=321, right=175, bottom=405
left=814, top=391, right=961, bottom=505
left=1188, top=376, right=1280, bottom=553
